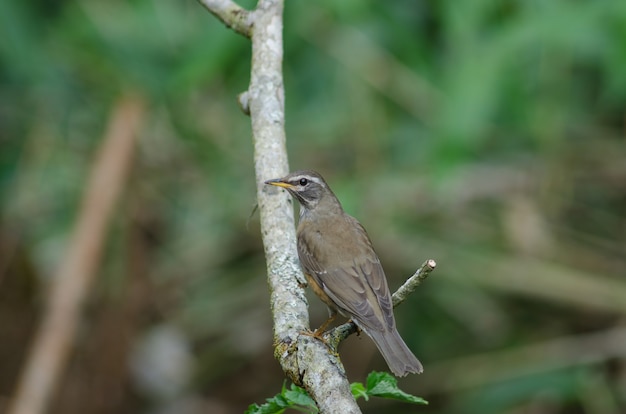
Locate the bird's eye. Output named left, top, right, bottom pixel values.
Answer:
left=299, top=178, right=308, bottom=186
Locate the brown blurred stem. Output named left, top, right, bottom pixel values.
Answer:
left=7, top=93, right=145, bottom=414
left=324, top=259, right=437, bottom=348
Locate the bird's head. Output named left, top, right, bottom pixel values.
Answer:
left=265, top=170, right=337, bottom=211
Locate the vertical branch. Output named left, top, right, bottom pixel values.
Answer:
left=8, top=93, right=145, bottom=414
left=249, top=2, right=361, bottom=412
left=248, top=0, right=307, bottom=347
left=199, top=0, right=362, bottom=412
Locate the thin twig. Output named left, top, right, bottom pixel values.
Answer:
left=393, top=259, right=437, bottom=307
left=196, top=0, right=253, bottom=38
left=7, top=93, right=145, bottom=414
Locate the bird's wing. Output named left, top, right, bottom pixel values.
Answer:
left=297, top=218, right=395, bottom=332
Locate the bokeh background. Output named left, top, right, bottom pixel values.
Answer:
left=1, top=0, right=626, bottom=413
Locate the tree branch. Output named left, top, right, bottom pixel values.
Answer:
left=200, top=2, right=433, bottom=413
left=393, top=259, right=437, bottom=307
left=196, top=0, right=253, bottom=38
left=246, top=1, right=361, bottom=412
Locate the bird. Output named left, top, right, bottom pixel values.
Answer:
left=265, top=170, right=423, bottom=376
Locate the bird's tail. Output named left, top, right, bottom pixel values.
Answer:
left=365, top=328, right=423, bottom=377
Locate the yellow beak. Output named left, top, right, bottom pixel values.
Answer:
left=265, top=179, right=293, bottom=189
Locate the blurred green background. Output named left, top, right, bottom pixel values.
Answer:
left=1, top=0, right=626, bottom=413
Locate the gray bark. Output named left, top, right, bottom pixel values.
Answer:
left=197, top=1, right=362, bottom=412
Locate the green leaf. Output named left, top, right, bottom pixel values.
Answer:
left=365, top=371, right=428, bottom=405
left=351, top=381, right=369, bottom=401
left=247, top=373, right=426, bottom=413
left=245, top=399, right=286, bottom=414
left=245, top=383, right=317, bottom=414
left=284, top=384, right=317, bottom=412
left=245, top=391, right=289, bottom=414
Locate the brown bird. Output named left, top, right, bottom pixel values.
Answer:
left=265, top=170, right=423, bottom=376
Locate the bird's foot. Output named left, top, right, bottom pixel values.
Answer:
left=299, top=312, right=337, bottom=338
left=300, top=327, right=327, bottom=341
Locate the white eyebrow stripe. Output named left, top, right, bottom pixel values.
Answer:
left=291, top=175, right=324, bottom=186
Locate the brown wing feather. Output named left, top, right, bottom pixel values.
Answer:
left=297, top=214, right=395, bottom=332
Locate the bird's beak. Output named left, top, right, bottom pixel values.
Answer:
left=264, top=178, right=293, bottom=189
